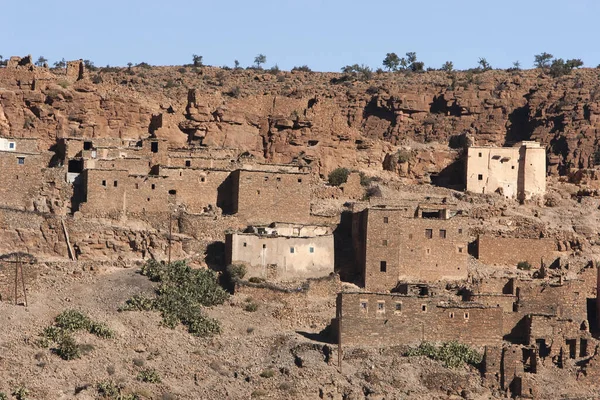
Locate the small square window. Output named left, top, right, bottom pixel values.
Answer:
left=425, top=229, right=433, bottom=239
left=478, top=152, right=482, bottom=157
left=511, top=166, right=515, bottom=170
left=257, top=190, right=261, bottom=195
left=243, top=242, right=247, bottom=247
left=83, top=141, right=92, bottom=150
left=464, top=312, right=469, bottom=320
left=262, top=244, right=266, bottom=249
left=377, top=301, right=385, bottom=313
left=382, top=239, right=388, bottom=246
left=395, top=302, right=402, bottom=312
left=151, top=184, right=156, bottom=190
left=458, top=247, right=464, bottom=253
left=458, top=228, right=463, bottom=234
left=360, top=300, right=368, bottom=312
left=426, top=248, right=431, bottom=255
left=383, top=217, right=389, bottom=224
left=102, top=180, right=106, bottom=186
left=422, top=305, right=427, bottom=312
left=478, top=174, right=483, bottom=181
left=9, top=142, right=15, bottom=149
left=449, top=312, right=454, bottom=318
left=113, top=181, right=118, bottom=187
left=135, top=183, right=139, bottom=189
left=439, top=229, right=446, bottom=239
left=264, top=176, right=269, bottom=181
left=298, top=178, right=302, bottom=183
left=185, top=160, right=191, bottom=167
left=201, top=177, right=206, bottom=182
left=290, top=247, right=295, bottom=254
left=276, top=177, right=281, bottom=181
left=380, top=261, right=387, bottom=272
left=17, top=157, right=24, bottom=165
left=309, top=247, right=314, bottom=253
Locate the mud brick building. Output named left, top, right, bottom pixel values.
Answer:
left=230, top=168, right=311, bottom=224
left=226, top=223, right=334, bottom=281
left=466, top=141, right=546, bottom=200
left=335, top=292, right=503, bottom=347
left=476, top=235, right=559, bottom=267
left=353, top=204, right=468, bottom=291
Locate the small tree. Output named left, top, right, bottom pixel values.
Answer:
left=83, top=59, right=97, bottom=71
left=35, top=56, right=48, bottom=67
left=411, top=61, right=425, bottom=72
left=406, top=52, right=417, bottom=65
left=53, top=58, right=67, bottom=69
left=127, top=62, right=133, bottom=70
left=512, top=60, right=521, bottom=71
left=254, top=54, right=266, bottom=69
left=382, top=52, right=400, bottom=71
left=534, top=52, right=553, bottom=69
left=192, top=54, right=203, bottom=67
left=517, top=261, right=532, bottom=270
left=234, top=59, right=240, bottom=69
left=566, top=58, right=584, bottom=69
left=478, top=58, right=491, bottom=71
left=441, top=61, right=454, bottom=72
left=328, top=167, right=350, bottom=186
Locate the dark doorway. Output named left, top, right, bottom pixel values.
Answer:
left=587, top=298, right=598, bottom=335
left=536, top=339, right=550, bottom=358
left=566, top=339, right=577, bottom=359
left=151, top=142, right=159, bottom=153
left=68, top=159, right=83, bottom=173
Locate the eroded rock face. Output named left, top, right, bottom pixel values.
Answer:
left=1, top=64, right=600, bottom=178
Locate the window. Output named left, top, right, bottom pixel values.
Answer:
left=458, top=228, right=463, bottom=234
left=201, top=177, right=206, bottom=182
left=382, top=239, right=388, bottom=246
left=309, top=247, right=314, bottom=253
left=8, top=142, right=15, bottom=149
left=262, top=244, right=266, bottom=249
left=151, top=142, right=159, bottom=153
left=151, top=184, right=156, bottom=190
left=464, top=312, right=469, bottom=320
left=298, top=178, right=302, bottom=183
left=135, top=183, right=139, bottom=189
left=478, top=152, right=482, bottom=157
left=17, top=157, right=24, bottom=165
left=113, top=181, right=118, bottom=187
left=290, top=247, right=295, bottom=254
left=421, top=304, right=427, bottom=312
left=383, top=217, right=389, bottom=224
left=185, top=160, right=191, bottom=167
left=360, top=300, right=368, bottom=312
left=83, top=141, right=92, bottom=150
left=449, top=312, right=454, bottom=319
left=377, top=301, right=385, bottom=313
left=257, top=190, right=260, bottom=195
left=276, top=177, right=281, bottom=181
left=264, top=176, right=269, bottom=181
left=380, top=261, right=387, bottom=272
left=102, top=180, right=106, bottom=187
left=168, top=190, right=176, bottom=195
left=478, top=174, right=483, bottom=181
left=395, top=302, right=402, bottom=313
left=425, top=229, right=433, bottom=239
left=439, top=229, right=446, bottom=239
left=511, top=166, right=515, bottom=170
left=408, top=233, right=413, bottom=239
left=426, top=248, right=431, bottom=255
left=243, top=242, right=247, bottom=247
left=458, top=247, right=464, bottom=253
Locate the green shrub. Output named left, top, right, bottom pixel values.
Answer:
left=58, top=80, right=69, bottom=89
left=517, top=261, right=532, bottom=270
left=244, top=302, right=259, bottom=312
left=97, top=381, right=120, bottom=398
left=405, top=341, right=482, bottom=368
left=328, top=167, right=350, bottom=186
left=226, top=264, right=247, bottom=281
left=89, top=322, right=114, bottom=339
left=55, top=333, right=80, bottom=360
left=251, top=389, right=268, bottom=398
left=291, top=65, right=312, bottom=72
left=0, top=392, right=7, bottom=400
left=164, top=79, right=177, bottom=89
left=226, top=86, right=241, bottom=98
left=359, top=172, right=374, bottom=187
left=248, top=277, right=265, bottom=284
left=137, top=369, right=161, bottom=383
left=118, top=294, right=155, bottom=311
left=136, top=62, right=152, bottom=69
left=128, top=260, right=228, bottom=337
left=397, top=149, right=412, bottom=163
left=55, top=309, right=91, bottom=331
left=260, top=369, right=275, bottom=378
left=12, top=387, right=28, bottom=400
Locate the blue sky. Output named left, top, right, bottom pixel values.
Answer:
left=2, top=0, right=599, bottom=72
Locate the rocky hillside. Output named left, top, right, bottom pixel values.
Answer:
left=2, top=58, right=600, bottom=180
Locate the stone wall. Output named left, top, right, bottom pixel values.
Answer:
left=477, top=236, right=559, bottom=267
left=0, top=151, right=52, bottom=210
left=231, top=169, right=311, bottom=224
left=337, top=292, right=503, bottom=347
left=357, top=207, right=468, bottom=291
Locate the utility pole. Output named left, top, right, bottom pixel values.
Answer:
left=168, top=212, right=173, bottom=265
left=1, top=252, right=35, bottom=307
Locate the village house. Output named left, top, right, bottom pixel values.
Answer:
left=465, top=141, right=546, bottom=200
left=225, top=222, right=334, bottom=281
left=352, top=203, right=468, bottom=291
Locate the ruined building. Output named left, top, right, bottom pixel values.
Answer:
left=352, top=202, right=468, bottom=291
left=225, top=223, right=334, bottom=281
left=466, top=141, right=546, bottom=200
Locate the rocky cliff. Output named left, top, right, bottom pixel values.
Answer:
left=2, top=57, right=600, bottom=180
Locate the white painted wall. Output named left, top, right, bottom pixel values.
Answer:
left=0, top=138, right=16, bottom=152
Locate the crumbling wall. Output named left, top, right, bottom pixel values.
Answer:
left=477, top=236, right=558, bottom=267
